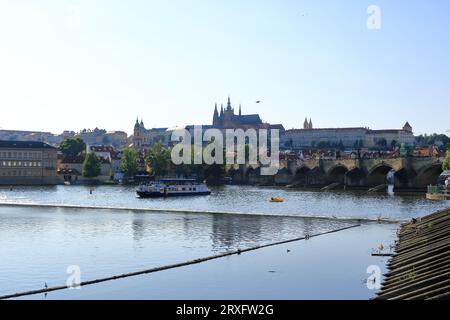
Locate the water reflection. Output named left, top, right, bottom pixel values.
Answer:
left=0, top=205, right=353, bottom=296
left=211, top=214, right=263, bottom=251
left=131, top=215, right=146, bottom=243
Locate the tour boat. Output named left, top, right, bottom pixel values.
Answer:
left=136, top=179, right=211, bottom=198
left=269, top=197, right=284, bottom=203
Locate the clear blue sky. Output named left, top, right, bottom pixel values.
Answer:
left=0, top=0, right=449, bottom=135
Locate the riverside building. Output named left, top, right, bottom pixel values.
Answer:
left=0, top=141, right=58, bottom=185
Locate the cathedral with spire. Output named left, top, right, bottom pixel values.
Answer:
left=212, top=96, right=283, bottom=131
left=131, top=96, right=285, bottom=151
left=303, top=117, right=313, bottom=129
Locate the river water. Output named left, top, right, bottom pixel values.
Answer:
left=0, top=185, right=448, bottom=220
left=0, top=185, right=448, bottom=299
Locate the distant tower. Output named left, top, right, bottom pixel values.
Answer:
left=213, top=103, right=219, bottom=126
left=220, top=104, right=224, bottom=116
left=133, top=117, right=143, bottom=150
left=304, top=117, right=309, bottom=129
left=403, top=121, right=412, bottom=133
left=309, top=118, right=313, bottom=129
left=239, top=104, right=242, bottom=116
left=226, top=96, right=232, bottom=111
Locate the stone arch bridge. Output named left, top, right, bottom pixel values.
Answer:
left=226, top=157, right=444, bottom=191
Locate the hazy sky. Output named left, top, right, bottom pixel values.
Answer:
left=0, top=0, right=449, bottom=135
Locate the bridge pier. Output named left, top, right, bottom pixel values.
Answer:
left=392, top=168, right=416, bottom=192
left=344, top=168, right=367, bottom=190
left=274, top=168, right=293, bottom=186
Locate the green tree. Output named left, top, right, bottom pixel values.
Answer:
left=59, top=137, right=86, bottom=156
left=416, top=134, right=450, bottom=149
left=443, top=150, right=450, bottom=171
left=82, top=152, right=101, bottom=178
left=391, top=140, right=399, bottom=149
left=120, top=148, right=139, bottom=178
left=376, top=138, right=387, bottom=148
left=317, top=141, right=330, bottom=149
left=145, top=142, right=171, bottom=178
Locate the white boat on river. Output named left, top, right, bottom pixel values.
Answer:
left=136, top=179, right=211, bottom=198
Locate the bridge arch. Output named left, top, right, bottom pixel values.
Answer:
left=228, top=167, right=244, bottom=184
left=245, top=167, right=263, bottom=185
left=392, top=168, right=416, bottom=190
left=294, top=166, right=311, bottom=186
left=274, top=167, right=293, bottom=185
left=327, top=165, right=349, bottom=184
left=246, top=166, right=260, bottom=177
left=366, top=164, right=395, bottom=187
left=414, top=163, right=443, bottom=188
left=345, top=167, right=367, bottom=187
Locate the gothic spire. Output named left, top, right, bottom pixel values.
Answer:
left=227, top=96, right=232, bottom=111
left=309, top=118, right=313, bottom=129
left=213, top=103, right=219, bottom=124
left=304, top=117, right=309, bottom=129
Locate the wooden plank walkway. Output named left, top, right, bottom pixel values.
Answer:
left=376, top=208, right=450, bottom=300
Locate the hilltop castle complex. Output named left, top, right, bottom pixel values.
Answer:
left=131, top=96, right=416, bottom=152
left=132, top=96, right=285, bottom=151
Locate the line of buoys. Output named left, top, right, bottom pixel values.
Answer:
left=0, top=224, right=361, bottom=300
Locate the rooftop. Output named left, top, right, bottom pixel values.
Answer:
left=286, top=127, right=368, bottom=133
left=0, top=140, right=57, bottom=149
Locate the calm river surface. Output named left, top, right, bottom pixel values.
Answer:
left=0, top=185, right=448, bottom=220
left=0, top=185, right=448, bottom=299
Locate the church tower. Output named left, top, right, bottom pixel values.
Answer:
left=304, top=117, right=309, bottom=129
left=213, top=103, right=219, bottom=126
left=133, top=117, right=143, bottom=150
left=223, top=96, right=235, bottom=127
left=226, top=96, right=233, bottom=112
left=309, top=118, right=313, bottom=129
left=402, top=121, right=412, bottom=133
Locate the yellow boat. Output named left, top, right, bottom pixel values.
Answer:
left=270, top=197, right=284, bottom=203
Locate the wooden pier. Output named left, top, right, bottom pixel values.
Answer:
left=376, top=208, right=450, bottom=300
